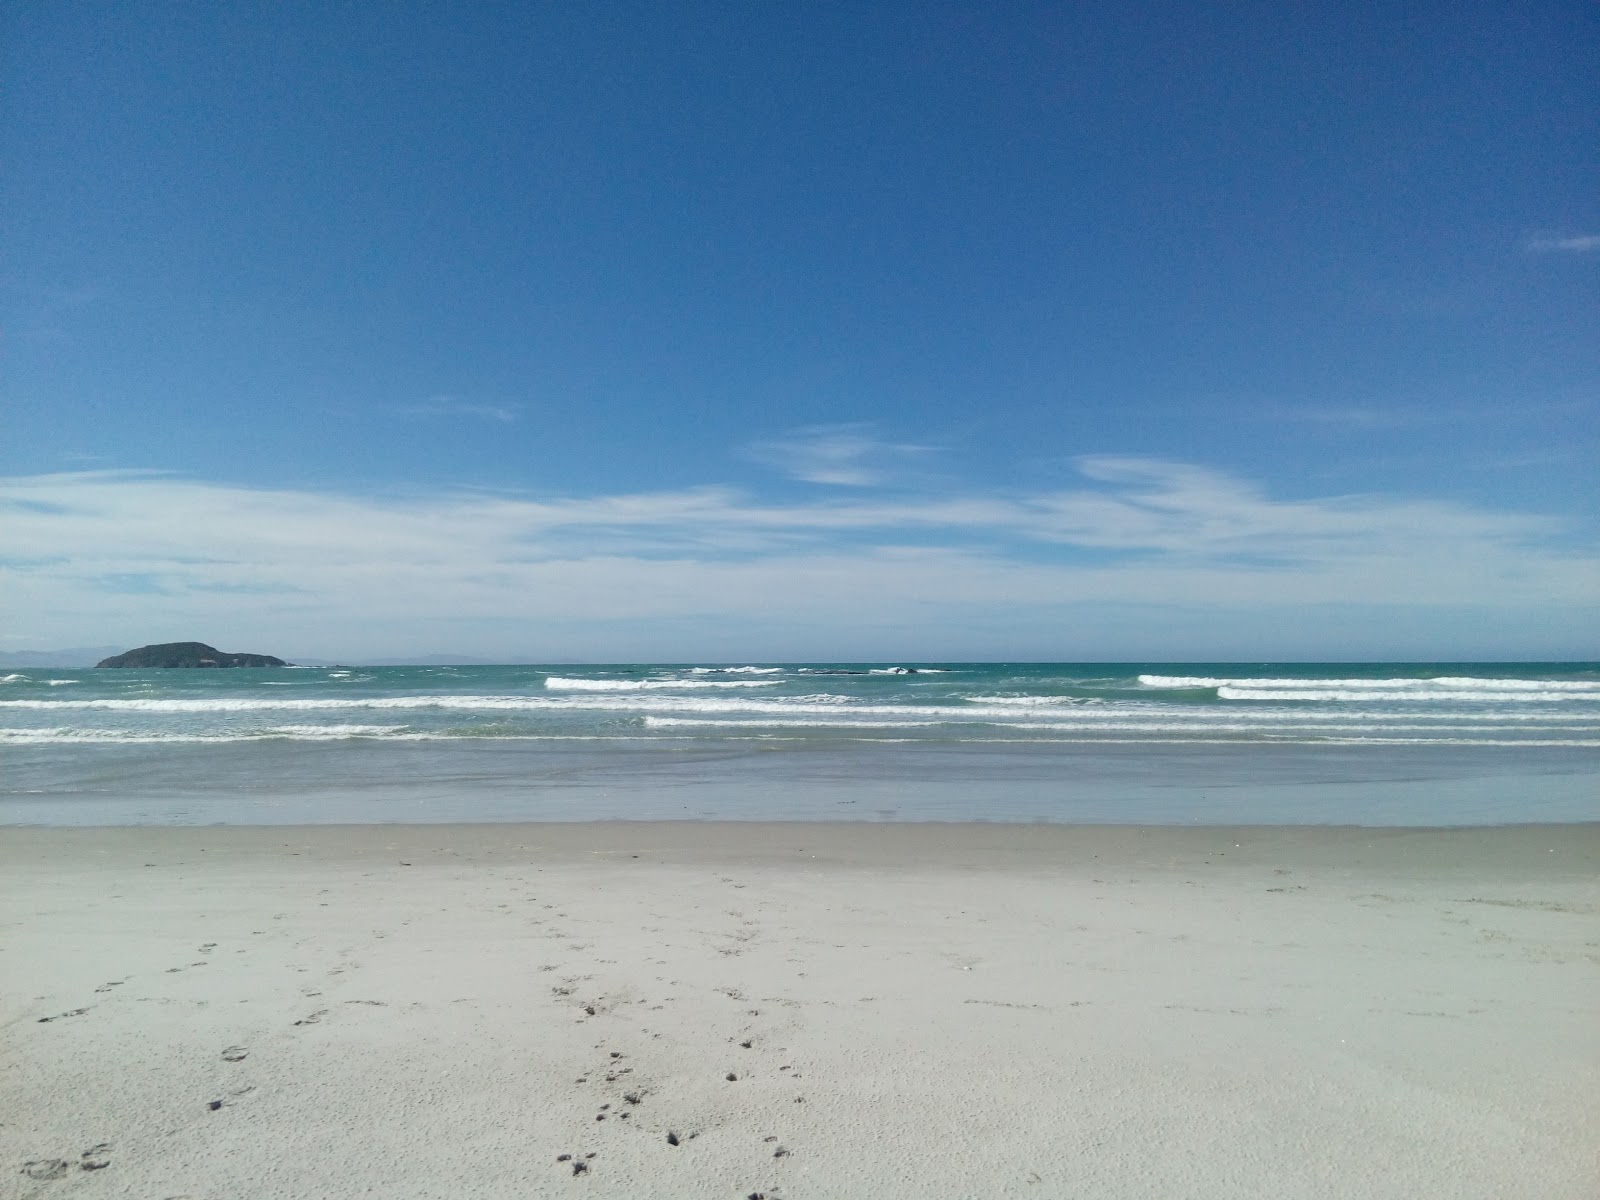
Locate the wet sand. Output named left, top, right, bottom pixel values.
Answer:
left=3, top=822, right=1597, bottom=1198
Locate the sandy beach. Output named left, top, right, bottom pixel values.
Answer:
left=3, top=822, right=1596, bottom=1198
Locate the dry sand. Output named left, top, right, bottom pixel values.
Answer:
left=2, top=822, right=1596, bottom=1199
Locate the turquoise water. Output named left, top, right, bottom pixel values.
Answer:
left=3, top=662, right=1597, bottom=826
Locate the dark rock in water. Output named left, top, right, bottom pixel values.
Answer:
left=97, top=642, right=288, bottom=669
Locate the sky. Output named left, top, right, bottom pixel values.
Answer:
left=2, top=0, right=1596, bottom=662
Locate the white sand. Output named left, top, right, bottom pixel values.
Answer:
left=2, top=822, right=1596, bottom=1199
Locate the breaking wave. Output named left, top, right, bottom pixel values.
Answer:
left=1140, top=674, right=1600, bottom=703
left=543, top=676, right=780, bottom=691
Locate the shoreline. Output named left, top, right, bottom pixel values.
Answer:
left=4, top=821, right=1596, bottom=1197
left=6, top=816, right=1600, bottom=864
left=7, top=740, right=1599, bottom=827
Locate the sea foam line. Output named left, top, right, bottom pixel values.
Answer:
left=640, top=720, right=1600, bottom=739
left=1141, top=673, right=1598, bottom=693
left=1215, top=687, right=1600, bottom=703
left=543, top=676, right=781, bottom=690
left=0, top=724, right=424, bottom=744
left=2, top=694, right=1596, bottom=722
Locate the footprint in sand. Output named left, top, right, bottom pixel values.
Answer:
left=22, top=1159, right=70, bottom=1181
left=221, top=1046, right=248, bottom=1062
left=36, top=1008, right=89, bottom=1024
left=80, top=1144, right=112, bottom=1171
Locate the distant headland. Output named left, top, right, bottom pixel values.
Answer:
left=96, top=642, right=289, bottom=668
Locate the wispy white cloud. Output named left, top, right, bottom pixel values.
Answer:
left=742, top=424, right=936, bottom=486
left=1261, top=404, right=1436, bottom=429
left=395, top=397, right=519, bottom=422
left=1526, top=234, right=1600, bottom=253
left=1, top=459, right=1593, bottom=658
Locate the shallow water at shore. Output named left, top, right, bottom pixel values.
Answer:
left=4, top=662, right=1596, bottom=826
left=4, top=735, right=1596, bottom=827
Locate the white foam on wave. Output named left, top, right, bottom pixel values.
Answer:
left=637, top=717, right=1599, bottom=747
left=4, top=694, right=1597, bottom=729
left=0, top=725, right=705, bottom=745
left=1142, top=673, right=1599, bottom=695
left=0, top=723, right=422, bottom=744
left=687, top=666, right=784, bottom=674
left=17, top=725, right=1588, bottom=748
left=1430, top=676, right=1599, bottom=691
left=0, top=692, right=843, bottom=714
left=253, top=724, right=431, bottom=739
left=645, top=717, right=945, bottom=729
left=1, top=674, right=28, bottom=683
left=980, top=736, right=1600, bottom=747
left=966, top=695, right=1091, bottom=707
left=1216, top=686, right=1600, bottom=703
left=544, top=676, right=781, bottom=691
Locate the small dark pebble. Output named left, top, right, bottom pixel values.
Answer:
left=739, top=1040, right=753, bottom=1049
left=610, top=1051, right=622, bottom=1058
left=207, top=1100, right=223, bottom=1111
left=623, top=1092, right=641, bottom=1105
left=666, top=1132, right=680, bottom=1146
left=572, top=1160, right=588, bottom=1176
left=584, top=1005, right=596, bottom=1016
left=774, top=1147, right=789, bottom=1158
left=556, top=1154, right=571, bottom=1162
left=725, top=1072, right=737, bottom=1082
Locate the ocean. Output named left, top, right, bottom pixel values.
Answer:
left=2, top=662, right=1596, bottom=826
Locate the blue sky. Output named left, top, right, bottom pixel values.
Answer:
left=3, top=1, right=1596, bottom=660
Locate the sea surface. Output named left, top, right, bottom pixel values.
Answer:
left=2, top=662, right=1596, bottom=826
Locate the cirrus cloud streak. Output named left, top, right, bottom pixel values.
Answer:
left=2, top=458, right=1594, bottom=659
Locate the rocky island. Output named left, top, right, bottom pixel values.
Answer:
left=96, top=642, right=289, bottom=668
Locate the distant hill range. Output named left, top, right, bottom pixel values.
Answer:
left=96, top=642, right=289, bottom=668
left=0, top=646, right=127, bottom=669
